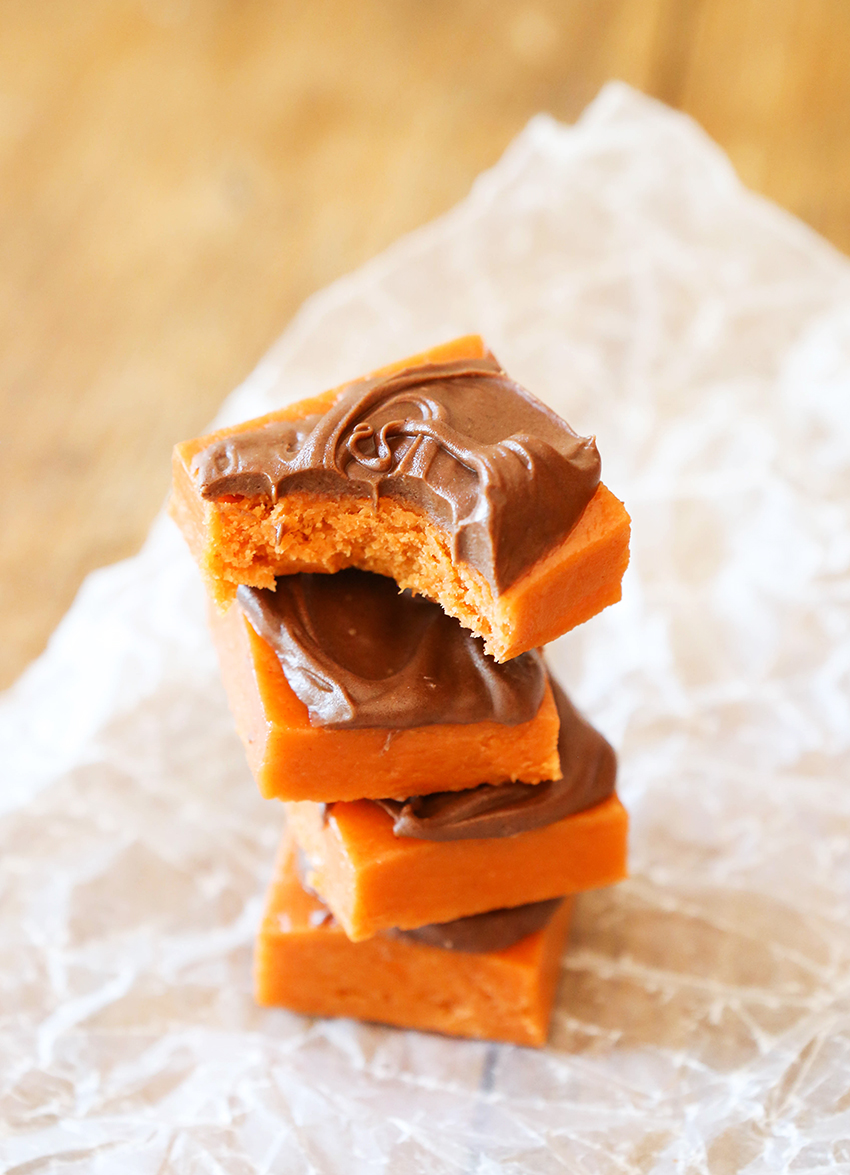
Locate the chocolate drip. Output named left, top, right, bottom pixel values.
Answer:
left=193, top=356, right=600, bottom=591
left=375, top=680, right=616, bottom=839
left=389, top=898, right=563, bottom=953
left=237, top=569, right=546, bottom=729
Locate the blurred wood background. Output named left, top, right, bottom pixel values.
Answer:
left=2, top=0, right=849, bottom=688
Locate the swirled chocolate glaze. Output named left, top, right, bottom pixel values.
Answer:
left=193, top=357, right=600, bottom=592
left=375, top=680, right=616, bottom=838
left=389, top=898, right=563, bottom=953
left=238, top=568, right=546, bottom=728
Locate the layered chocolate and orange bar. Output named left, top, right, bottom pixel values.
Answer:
left=171, top=336, right=630, bottom=661
left=287, top=681, right=627, bottom=940
left=207, top=568, right=561, bottom=801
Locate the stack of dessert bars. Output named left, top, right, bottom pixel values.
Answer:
left=171, top=336, right=630, bottom=1046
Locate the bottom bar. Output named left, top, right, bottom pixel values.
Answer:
left=256, top=834, right=573, bottom=1047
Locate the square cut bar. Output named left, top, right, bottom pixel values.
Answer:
left=171, top=335, right=631, bottom=662
left=256, top=835, right=573, bottom=1047
left=207, top=598, right=561, bottom=801
left=286, top=793, right=627, bottom=941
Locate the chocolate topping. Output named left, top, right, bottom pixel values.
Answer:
left=193, top=356, right=601, bottom=592
left=237, top=569, right=546, bottom=729
left=390, top=898, right=563, bottom=953
left=375, top=680, right=616, bottom=839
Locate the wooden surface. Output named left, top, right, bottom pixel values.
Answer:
left=2, top=0, right=849, bottom=689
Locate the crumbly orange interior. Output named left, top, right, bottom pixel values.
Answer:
left=172, top=468, right=630, bottom=662
left=207, top=491, right=499, bottom=639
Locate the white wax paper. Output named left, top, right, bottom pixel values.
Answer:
left=3, top=83, right=850, bottom=1172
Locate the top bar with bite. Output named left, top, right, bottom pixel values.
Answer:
left=170, top=336, right=631, bottom=661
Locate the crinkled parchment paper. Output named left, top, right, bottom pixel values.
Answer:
left=3, top=84, right=850, bottom=1173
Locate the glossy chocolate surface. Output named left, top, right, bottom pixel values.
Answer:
left=238, top=568, right=546, bottom=728
left=193, top=356, right=600, bottom=591
left=390, top=898, right=563, bottom=953
left=375, top=680, right=616, bottom=838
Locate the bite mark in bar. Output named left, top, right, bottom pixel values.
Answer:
left=193, top=357, right=601, bottom=592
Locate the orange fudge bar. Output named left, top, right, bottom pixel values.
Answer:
left=287, top=793, right=627, bottom=941
left=256, top=836, right=573, bottom=1046
left=207, top=594, right=561, bottom=801
left=171, top=335, right=630, bottom=661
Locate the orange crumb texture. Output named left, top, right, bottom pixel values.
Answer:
left=286, top=793, right=628, bottom=941
left=170, top=335, right=631, bottom=662
left=256, top=834, right=574, bottom=1047
left=207, top=599, right=562, bottom=801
